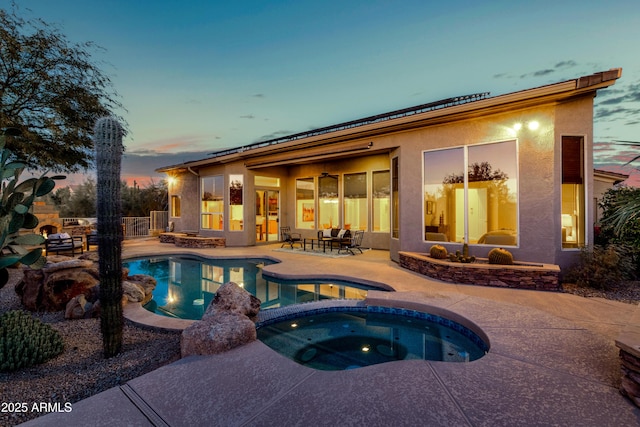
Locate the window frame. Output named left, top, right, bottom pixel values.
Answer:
left=422, top=139, right=519, bottom=246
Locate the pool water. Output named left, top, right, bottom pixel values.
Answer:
left=123, top=255, right=382, bottom=320
left=257, top=307, right=488, bottom=370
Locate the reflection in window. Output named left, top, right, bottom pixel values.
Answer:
left=372, top=170, right=390, bottom=232
left=319, top=175, right=339, bottom=229
left=229, top=174, right=243, bottom=231
left=344, top=173, right=367, bottom=231
left=424, top=141, right=518, bottom=245
left=561, top=136, right=584, bottom=249
left=201, top=175, right=224, bottom=230
left=296, top=178, right=315, bottom=229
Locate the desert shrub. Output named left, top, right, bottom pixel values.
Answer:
left=0, top=310, right=64, bottom=372
left=597, top=186, right=640, bottom=277
left=564, top=244, right=635, bottom=290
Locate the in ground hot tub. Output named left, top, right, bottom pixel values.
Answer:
left=257, top=304, right=489, bottom=370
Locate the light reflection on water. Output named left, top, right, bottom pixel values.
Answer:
left=123, top=255, right=378, bottom=320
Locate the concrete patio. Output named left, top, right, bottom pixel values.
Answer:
left=21, top=239, right=640, bottom=426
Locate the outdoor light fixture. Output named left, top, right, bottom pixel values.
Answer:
left=512, top=121, right=540, bottom=132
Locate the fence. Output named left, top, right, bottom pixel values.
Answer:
left=61, top=211, right=168, bottom=239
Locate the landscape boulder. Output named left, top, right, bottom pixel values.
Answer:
left=65, top=294, right=100, bottom=319
left=181, top=282, right=261, bottom=357
left=16, top=253, right=156, bottom=314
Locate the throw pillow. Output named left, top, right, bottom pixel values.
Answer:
left=322, top=228, right=332, bottom=238
left=337, top=229, right=347, bottom=238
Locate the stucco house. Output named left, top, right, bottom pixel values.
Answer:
left=157, top=68, right=622, bottom=270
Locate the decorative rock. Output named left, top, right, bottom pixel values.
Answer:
left=181, top=282, right=261, bottom=357
left=203, top=281, right=261, bottom=321
left=65, top=294, right=98, bottom=319
left=18, top=261, right=100, bottom=311
left=122, top=281, right=146, bottom=303
left=16, top=255, right=156, bottom=315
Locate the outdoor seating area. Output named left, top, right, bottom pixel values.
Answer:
left=317, top=228, right=351, bottom=251
left=86, top=230, right=98, bottom=250
left=44, top=233, right=84, bottom=256
left=280, top=226, right=302, bottom=249
left=337, top=229, right=364, bottom=254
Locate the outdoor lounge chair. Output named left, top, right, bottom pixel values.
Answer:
left=338, top=230, right=364, bottom=255
left=45, top=233, right=84, bottom=256
left=280, top=226, right=302, bottom=249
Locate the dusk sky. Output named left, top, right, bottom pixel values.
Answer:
left=15, top=0, right=640, bottom=186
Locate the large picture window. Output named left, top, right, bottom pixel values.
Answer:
left=424, top=141, right=518, bottom=245
left=296, top=178, right=315, bottom=229
left=344, top=173, right=367, bottom=231
left=318, top=175, right=339, bottom=228
left=372, top=170, right=390, bottom=232
left=392, top=158, right=399, bottom=238
left=201, top=175, right=224, bottom=230
left=561, top=136, right=584, bottom=249
left=170, top=195, right=181, bottom=218
left=229, top=174, right=243, bottom=231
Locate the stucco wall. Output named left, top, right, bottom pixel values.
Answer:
left=163, top=93, right=596, bottom=271
left=389, top=95, right=594, bottom=270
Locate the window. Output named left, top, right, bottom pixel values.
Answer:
left=372, top=170, right=390, bottom=232
left=255, top=176, right=280, bottom=187
left=561, top=136, right=584, bottom=249
left=423, top=141, right=518, bottom=245
left=296, top=178, right=315, bottom=229
left=201, top=175, right=223, bottom=230
left=344, top=173, right=367, bottom=231
left=318, top=175, right=339, bottom=228
left=392, top=158, right=399, bottom=238
left=170, top=195, right=181, bottom=217
left=229, top=175, right=243, bottom=231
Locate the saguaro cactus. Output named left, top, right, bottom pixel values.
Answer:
left=94, top=117, right=124, bottom=358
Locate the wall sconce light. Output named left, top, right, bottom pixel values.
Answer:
left=512, top=121, right=540, bottom=132
left=167, top=176, right=177, bottom=186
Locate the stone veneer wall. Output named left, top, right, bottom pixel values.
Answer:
left=619, top=349, right=640, bottom=407
left=399, top=252, right=560, bottom=291
left=159, top=233, right=226, bottom=248
left=616, top=305, right=640, bottom=408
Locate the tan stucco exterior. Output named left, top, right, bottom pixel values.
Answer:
left=159, top=69, right=621, bottom=271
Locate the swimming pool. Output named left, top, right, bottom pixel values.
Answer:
left=123, top=255, right=387, bottom=320
left=257, top=305, right=489, bottom=370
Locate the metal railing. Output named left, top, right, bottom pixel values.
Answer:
left=60, top=211, right=169, bottom=239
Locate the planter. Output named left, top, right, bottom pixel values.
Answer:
left=399, top=251, right=560, bottom=291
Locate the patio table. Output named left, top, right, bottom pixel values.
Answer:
left=303, top=237, right=331, bottom=252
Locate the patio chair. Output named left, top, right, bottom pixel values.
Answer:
left=280, top=226, right=302, bottom=249
left=338, top=230, right=364, bottom=255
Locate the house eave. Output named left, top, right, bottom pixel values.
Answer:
left=156, top=68, right=622, bottom=174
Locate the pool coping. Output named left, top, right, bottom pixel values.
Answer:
left=125, top=290, right=492, bottom=357
left=122, top=252, right=395, bottom=330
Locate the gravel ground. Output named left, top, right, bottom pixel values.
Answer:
left=0, top=265, right=638, bottom=426
left=0, top=268, right=181, bottom=426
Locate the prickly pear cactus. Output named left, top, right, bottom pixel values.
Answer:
left=429, top=244, right=448, bottom=259
left=488, top=247, right=514, bottom=265
left=0, top=131, right=63, bottom=289
left=94, top=117, right=124, bottom=358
